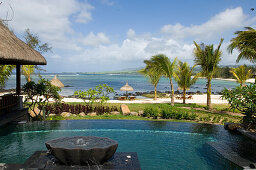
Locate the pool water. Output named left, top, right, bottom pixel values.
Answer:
left=0, top=120, right=246, bottom=169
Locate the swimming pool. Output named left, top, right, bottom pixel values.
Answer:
left=0, top=120, right=248, bottom=169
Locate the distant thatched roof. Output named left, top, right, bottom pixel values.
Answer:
left=50, top=75, right=64, bottom=88
left=120, top=82, right=134, bottom=91
left=0, top=21, right=47, bottom=65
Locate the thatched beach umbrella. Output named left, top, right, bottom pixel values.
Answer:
left=50, top=75, right=64, bottom=88
left=120, top=82, right=134, bottom=99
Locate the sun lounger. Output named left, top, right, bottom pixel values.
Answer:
left=187, top=95, right=193, bottom=100
left=129, top=96, right=136, bottom=100
left=119, top=96, right=126, bottom=100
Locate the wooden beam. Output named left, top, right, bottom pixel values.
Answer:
left=16, top=64, right=21, bottom=95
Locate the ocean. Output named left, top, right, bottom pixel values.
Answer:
left=5, top=73, right=240, bottom=97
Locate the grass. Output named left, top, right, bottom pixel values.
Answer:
left=46, top=114, right=196, bottom=123
left=43, top=102, right=242, bottom=125
left=141, top=93, right=169, bottom=98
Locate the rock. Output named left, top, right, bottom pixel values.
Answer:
left=120, top=104, right=130, bottom=115
left=88, top=112, right=97, bottom=116
left=61, top=112, right=71, bottom=117
left=224, top=123, right=241, bottom=131
left=110, top=111, right=120, bottom=115
left=79, top=112, right=86, bottom=116
left=138, top=110, right=143, bottom=116
left=130, top=112, right=138, bottom=116
left=29, top=107, right=41, bottom=118
left=72, top=114, right=77, bottom=116
left=49, top=113, right=56, bottom=117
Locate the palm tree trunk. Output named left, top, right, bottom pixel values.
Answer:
left=183, top=87, right=186, bottom=104
left=207, top=78, right=212, bottom=110
left=28, top=75, right=31, bottom=82
left=154, top=85, right=157, bottom=100
left=170, top=79, right=174, bottom=106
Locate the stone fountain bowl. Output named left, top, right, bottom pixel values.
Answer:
left=45, top=136, right=118, bottom=165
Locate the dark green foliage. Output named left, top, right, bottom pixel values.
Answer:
left=44, top=103, right=118, bottom=115
left=143, top=107, right=159, bottom=119
left=214, top=66, right=232, bottom=78
left=228, top=27, right=256, bottom=63
left=23, top=78, right=61, bottom=120
left=222, top=83, right=256, bottom=129
left=24, top=29, right=52, bottom=53
left=160, top=105, right=197, bottom=120
left=0, top=65, right=15, bottom=89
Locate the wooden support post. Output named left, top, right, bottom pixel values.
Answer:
left=16, top=64, right=21, bottom=95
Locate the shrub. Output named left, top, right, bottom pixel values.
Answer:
left=44, top=103, right=118, bottom=115
left=160, top=105, right=197, bottom=120
left=143, top=107, right=159, bottom=118
left=23, top=78, right=61, bottom=120
left=74, top=84, right=114, bottom=106
left=222, top=83, right=256, bottom=129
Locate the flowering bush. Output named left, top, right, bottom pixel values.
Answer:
left=222, top=83, right=256, bottom=129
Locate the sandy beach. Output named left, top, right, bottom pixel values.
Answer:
left=61, top=94, right=228, bottom=104
left=214, top=78, right=255, bottom=83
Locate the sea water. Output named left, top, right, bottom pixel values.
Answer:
left=4, top=73, right=240, bottom=96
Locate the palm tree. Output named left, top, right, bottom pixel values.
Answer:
left=228, top=27, right=256, bottom=63
left=139, top=61, right=161, bottom=100
left=230, top=65, right=252, bottom=86
left=0, top=65, right=15, bottom=89
left=146, top=54, right=177, bottom=105
left=22, top=65, right=35, bottom=82
left=174, top=61, right=199, bottom=104
left=194, top=38, right=223, bottom=109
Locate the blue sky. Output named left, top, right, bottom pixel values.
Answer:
left=0, top=0, right=256, bottom=72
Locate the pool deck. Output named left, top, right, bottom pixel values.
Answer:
left=0, top=108, right=28, bottom=126
left=0, top=151, right=141, bottom=170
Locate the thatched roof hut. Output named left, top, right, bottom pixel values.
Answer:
left=0, top=21, right=46, bottom=65
left=50, top=75, right=64, bottom=88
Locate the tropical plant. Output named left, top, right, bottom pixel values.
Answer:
left=139, top=60, right=162, bottom=100
left=174, top=61, right=199, bottom=104
left=22, top=65, right=35, bottom=82
left=194, top=38, right=223, bottom=109
left=228, top=27, right=256, bottom=63
left=23, top=78, right=61, bottom=120
left=144, top=54, right=177, bottom=105
left=230, top=65, right=252, bottom=86
left=222, top=83, right=256, bottom=129
left=0, top=65, right=15, bottom=89
left=74, top=84, right=114, bottom=106
left=22, top=29, right=52, bottom=82
left=143, top=106, right=159, bottom=119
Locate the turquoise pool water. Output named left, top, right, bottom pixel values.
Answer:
left=0, top=120, right=244, bottom=169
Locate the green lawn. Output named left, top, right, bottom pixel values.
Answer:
left=44, top=102, right=242, bottom=125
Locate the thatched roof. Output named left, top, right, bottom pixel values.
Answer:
left=120, top=82, right=134, bottom=91
left=0, top=21, right=47, bottom=65
left=50, top=75, right=64, bottom=88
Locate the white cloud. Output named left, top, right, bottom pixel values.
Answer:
left=161, top=7, right=254, bottom=41
left=1, top=2, right=254, bottom=72
left=0, top=0, right=94, bottom=51
left=75, top=3, right=94, bottom=23
left=101, top=0, right=115, bottom=6
left=81, top=32, right=110, bottom=46
left=49, top=54, right=62, bottom=59
left=127, top=29, right=136, bottom=38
